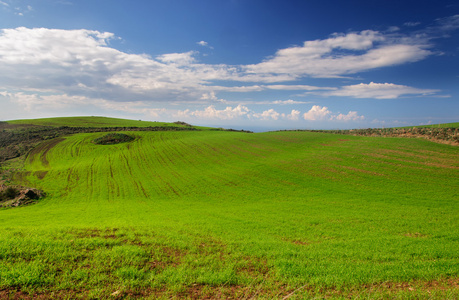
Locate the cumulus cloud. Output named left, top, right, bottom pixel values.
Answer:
left=255, top=109, right=281, bottom=120
left=1, top=90, right=363, bottom=124
left=319, top=82, right=439, bottom=99
left=176, top=106, right=311, bottom=122
left=177, top=105, right=251, bottom=120
left=333, top=111, right=365, bottom=121
left=287, top=109, right=301, bottom=121
left=303, top=105, right=364, bottom=122
left=303, top=105, right=332, bottom=120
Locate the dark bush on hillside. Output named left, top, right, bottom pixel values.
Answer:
left=1, top=187, right=18, bottom=200
left=173, top=121, right=192, bottom=127
left=93, top=133, right=135, bottom=145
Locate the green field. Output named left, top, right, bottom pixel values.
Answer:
left=414, top=122, right=459, bottom=128
left=7, top=116, right=180, bottom=128
left=0, top=118, right=458, bottom=299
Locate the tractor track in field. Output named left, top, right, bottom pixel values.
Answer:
left=27, top=137, right=65, bottom=167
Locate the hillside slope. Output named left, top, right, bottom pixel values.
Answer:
left=0, top=116, right=210, bottom=163
left=0, top=121, right=458, bottom=298
left=6, top=116, right=195, bottom=128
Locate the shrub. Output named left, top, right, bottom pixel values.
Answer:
left=4, top=187, right=18, bottom=199
left=93, top=133, right=135, bottom=145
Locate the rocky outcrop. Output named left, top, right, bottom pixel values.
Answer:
left=0, top=185, right=44, bottom=208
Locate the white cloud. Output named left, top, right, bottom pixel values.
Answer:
left=0, top=27, right=242, bottom=102
left=2, top=88, right=365, bottom=125
left=272, top=99, right=309, bottom=105
left=320, top=82, right=439, bottom=99
left=333, top=111, right=364, bottom=121
left=210, top=84, right=331, bottom=93
left=303, top=105, right=332, bottom=120
left=0, top=27, right=438, bottom=104
left=0, top=1, right=9, bottom=7
left=303, top=105, right=364, bottom=122
left=176, top=106, right=308, bottom=122
left=435, top=14, right=459, bottom=31
left=264, top=84, right=329, bottom=91
left=246, top=30, right=432, bottom=78
left=156, top=51, right=197, bottom=65
left=404, top=22, right=421, bottom=27
left=197, top=40, right=214, bottom=49
left=200, top=91, right=218, bottom=100
left=287, top=109, right=301, bottom=121
left=256, top=109, right=281, bottom=120
left=177, top=105, right=250, bottom=120
left=0, top=91, right=168, bottom=119
left=211, top=85, right=264, bottom=92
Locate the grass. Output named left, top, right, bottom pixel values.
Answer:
left=0, top=120, right=458, bottom=298
left=392, top=122, right=459, bottom=129
left=6, top=116, right=210, bottom=129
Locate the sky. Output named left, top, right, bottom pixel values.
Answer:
left=0, top=0, right=458, bottom=131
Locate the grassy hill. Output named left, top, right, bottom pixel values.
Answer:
left=413, top=122, right=459, bottom=128
left=0, top=118, right=458, bottom=299
left=6, top=116, right=190, bottom=128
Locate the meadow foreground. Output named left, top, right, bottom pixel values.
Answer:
left=0, top=118, right=458, bottom=299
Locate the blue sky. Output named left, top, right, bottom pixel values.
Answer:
left=0, top=0, right=458, bottom=130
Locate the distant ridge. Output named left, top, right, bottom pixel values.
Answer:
left=6, top=116, right=194, bottom=128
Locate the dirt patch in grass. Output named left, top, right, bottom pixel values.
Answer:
left=68, top=228, right=188, bottom=267
left=375, top=149, right=459, bottom=168
left=351, top=278, right=459, bottom=298
left=69, top=228, right=102, bottom=238
left=34, top=171, right=48, bottom=180
left=283, top=278, right=459, bottom=299
left=2, top=279, right=457, bottom=299
left=176, top=284, right=248, bottom=300
left=361, top=152, right=458, bottom=170
left=290, top=239, right=312, bottom=246
left=0, top=289, right=91, bottom=300
left=403, top=232, right=429, bottom=238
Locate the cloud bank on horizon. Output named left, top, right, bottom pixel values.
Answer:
left=0, top=2, right=458, bottom=130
